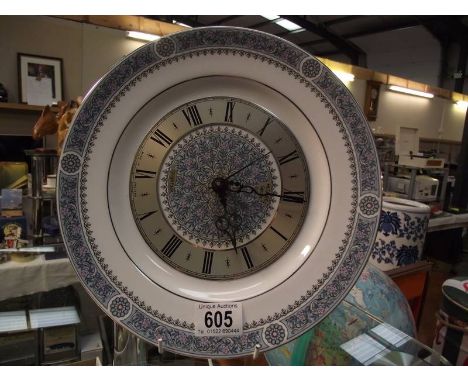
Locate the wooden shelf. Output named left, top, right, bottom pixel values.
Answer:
left=374, top=132, right=461, bottom=146
left=0, top=102, right=58, bottom=113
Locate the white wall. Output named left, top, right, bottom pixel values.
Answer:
left=0, top=16, right=145, bottom=103
left=0, top=16, right=145, bottom=137
left=81, top=23, right=144, bottom=95
left=344, top=79, right=466, bottom=142
left=0, top=16, right=83, bottom=103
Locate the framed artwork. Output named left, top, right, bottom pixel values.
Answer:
left=364, top=80, right=381, bottom=121
left=18, top=53, right=63, bottom=106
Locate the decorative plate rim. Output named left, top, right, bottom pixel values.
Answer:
left=57, top=26, right=382, bottom=358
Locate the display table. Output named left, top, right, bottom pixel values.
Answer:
left=0, top=255, right=78, bottom=301
left=425, top=212, right=467, bottom=265
left=428, top=212, right=468, bottom=232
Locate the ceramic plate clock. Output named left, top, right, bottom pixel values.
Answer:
left=58, top=27, right=382, bottom=358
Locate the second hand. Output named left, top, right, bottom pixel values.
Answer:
left=226, top=150, right=272, bottom=180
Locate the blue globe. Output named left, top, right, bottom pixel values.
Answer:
left=265, top=263, right=416, bottom=365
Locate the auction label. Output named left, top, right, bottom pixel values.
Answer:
left=194, top=302, right=243, bottom=337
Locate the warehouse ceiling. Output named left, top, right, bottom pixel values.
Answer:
left=146, top=15, right=468, bottom=69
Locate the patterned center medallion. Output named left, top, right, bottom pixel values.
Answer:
left=159, top=125, right=281, bottom=250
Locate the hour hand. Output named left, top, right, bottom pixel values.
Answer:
left=227, top=180, right=281, bottom=198
left=215, top=215, right=239, bottom=254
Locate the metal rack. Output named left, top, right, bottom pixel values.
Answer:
left=24, top=150, right=58, bottom=246
left=383, top=163, right=450, bottom=206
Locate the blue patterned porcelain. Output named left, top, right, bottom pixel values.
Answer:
left=57, top=27, right=382, bottom=358
left=370, top=197, right=430, bottom=271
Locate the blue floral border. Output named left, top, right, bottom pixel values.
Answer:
left=58, top=27, right=381, bottom=357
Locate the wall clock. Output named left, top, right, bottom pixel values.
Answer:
left=57, top=27, right=382, bottom=359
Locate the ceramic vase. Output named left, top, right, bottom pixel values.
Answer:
left=370, top=196, right=430, bottom=271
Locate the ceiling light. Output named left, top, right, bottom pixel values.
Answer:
left=275, top=19, right=302, bottom=31
left=173, top=20, right=192, bottom=28
left=126, top=31, right=161, bottom=42
left=333, top=71, right=355, bottom=82
left=455, top=100, right=468, bottom=108
left=262, top=15, right=280, bottom=21
left=388, top=85, right=434, bottom=99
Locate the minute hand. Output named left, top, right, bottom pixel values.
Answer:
left=229, top=183, right=305, bottom=204
left=226, top=151, right=272, bottom=180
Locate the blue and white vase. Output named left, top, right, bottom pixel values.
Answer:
left=370, top=196, right=430, bottom=271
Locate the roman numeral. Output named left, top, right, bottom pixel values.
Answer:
left=224, top=101, right=235, bottom=122
left=182, top=105, right=203, bottom=127
left=270, top=226, right=288, bottom=241
left=258, top=117, right=273, bottom=136
left=150, top=129, right=173, bottom=148
left=278, top=150, right=299, bottom=165
left=282, top=191, right=305, bottom=204
left=135, top=169, right=156, bottom=179
left=241, top=247, right=254, bottom=269
left=161, top=235, right=182, bottom=258
left=138, top=210, right=157, bottom=221
left=202, top=251, right=214, bottom=274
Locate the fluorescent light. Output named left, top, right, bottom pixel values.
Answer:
left=388, top=85, right=434, bottom=99
left=126, top=31, right=160, bottom=42
left=173, top=20, right=192, bottom=28
left=262, top=15, right=280, bottom=21
left=333, top=71, right=355, bottom=82
left=275, top=19, right=302, bottom=31
left=456, top=100, right=468, bottom=108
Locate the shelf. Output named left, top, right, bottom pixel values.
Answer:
left=0, top=102, right=58, bottom=113
left=374, top=133, right=461, bottom=146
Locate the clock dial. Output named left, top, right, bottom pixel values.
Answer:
left=59, top=27, right=381, bottom=358
left=130, top=97, right=309, bottom=279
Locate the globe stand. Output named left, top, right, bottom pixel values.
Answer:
left=342, top=299, right=447, bottom=366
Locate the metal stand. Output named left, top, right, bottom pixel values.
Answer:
left=252, top=344, right=261, bottom=359
left=24, top=150, right=58, bottom=245
left=112, top=322, right=147, bottom=366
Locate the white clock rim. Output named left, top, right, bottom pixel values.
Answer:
left=107, top=76, right=329, bottom=301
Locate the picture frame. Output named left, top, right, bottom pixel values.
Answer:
left=364, top=80, right=381, bottom=121
left=18, top=53, right=63, bottom=106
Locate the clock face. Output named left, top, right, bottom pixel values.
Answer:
left=129, top=97, right=309, bottom=279
left=58, top=27, right=382, bottom=358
